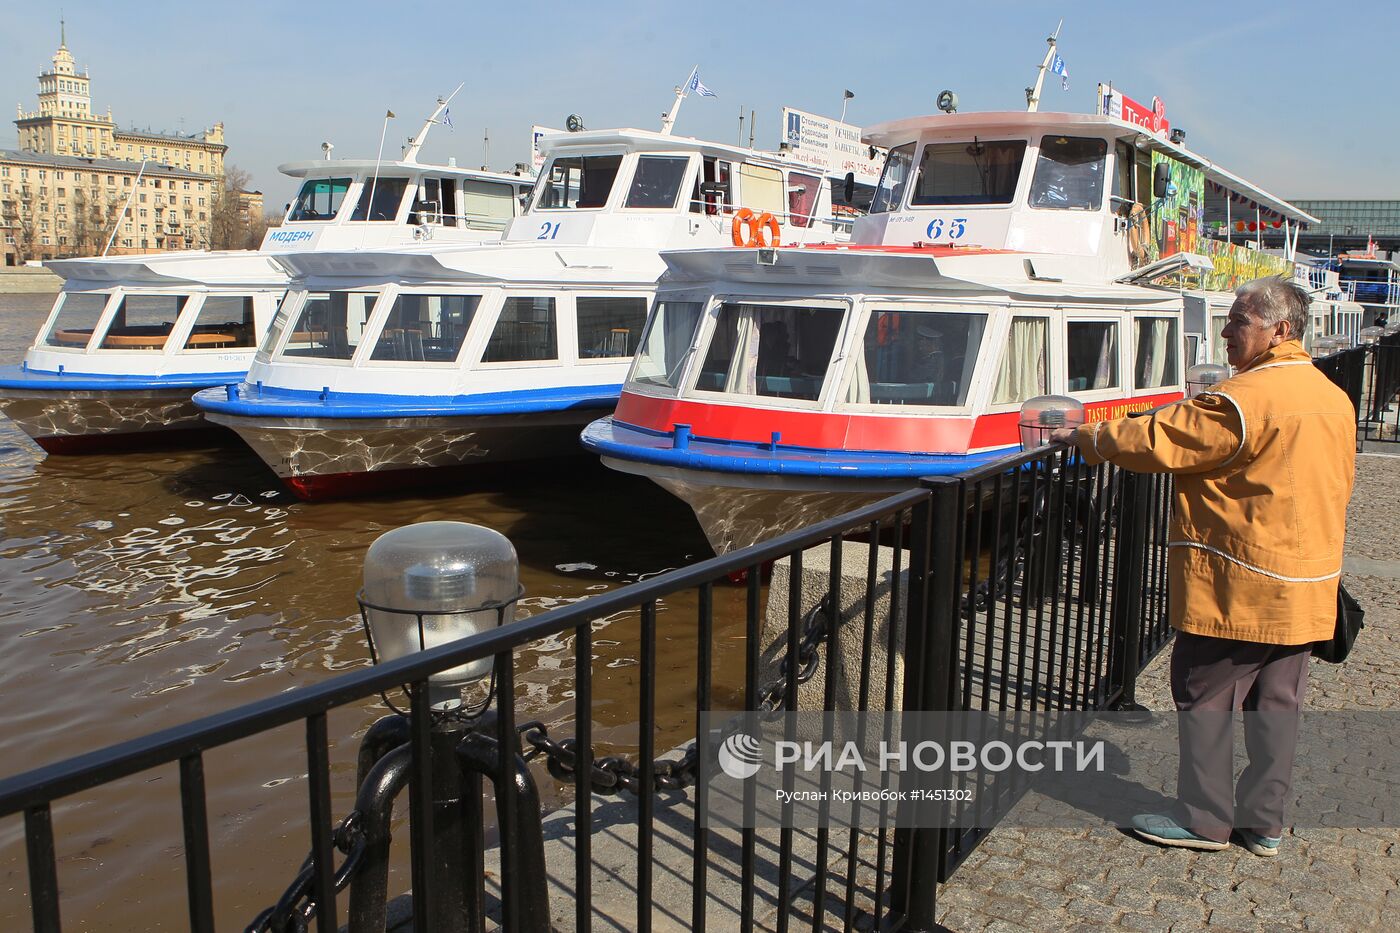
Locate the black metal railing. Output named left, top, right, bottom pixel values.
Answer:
left=0, top=444, right=1175, bottom=932
left=1314, top=333, right=1400, bottom=446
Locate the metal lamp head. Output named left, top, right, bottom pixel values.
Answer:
left=1018, top=395, right=1086, bottom=451
left=1312, top=335, right=1339, bottom=355
left=1359, top=326, right=1384, bottom=346
left=1385, top=320, right=1400, bottom=336
left=1185, top=362, right=1231, bottom=398
left=360, top=521, right=520, bottom=711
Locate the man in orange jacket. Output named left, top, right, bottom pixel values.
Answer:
left=1052, top=275, right=1355, bottom=855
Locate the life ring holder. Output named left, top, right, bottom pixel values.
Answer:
left=731, top=209, right=782, bottom=248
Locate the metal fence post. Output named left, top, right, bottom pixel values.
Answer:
left=1108, top=469, right=1152, bottom=717
left=892, top=478, right=961, bottom=931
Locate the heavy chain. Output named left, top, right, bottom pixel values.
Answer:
left=519, top=591, right=837, bottom=797
left=245, top=811, right=366, bottom=933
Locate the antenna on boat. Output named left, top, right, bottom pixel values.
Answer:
left=1025, top=19, right=1063, bottom=113
left=403, top=82, right=465, bottom=163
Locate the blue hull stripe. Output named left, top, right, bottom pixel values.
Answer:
left=193, top=383, right=624, bottom=419
left=580, top=416, right=1019, bottom=478
left=0, top=365, right=246, bottom=391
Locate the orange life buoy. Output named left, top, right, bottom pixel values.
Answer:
left=731, top=208, right=756, bottom=247
left=1126, top=202, right=1148, bottom=267
left=756, top=212, right=780, bottom=248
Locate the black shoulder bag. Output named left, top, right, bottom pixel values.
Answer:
left=1312, top=583, right=1364, bottom=663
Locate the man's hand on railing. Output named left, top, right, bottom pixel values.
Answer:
left=1048, top=427, right=1079, bottom=446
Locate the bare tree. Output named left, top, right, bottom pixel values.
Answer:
left=4, top=197, right=39, bottom=264
left=209, top=165, right=262, bottom=250
left=66, top=188, right=123, bottom=257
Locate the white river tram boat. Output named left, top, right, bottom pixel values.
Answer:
left=192, top=124, right=844, bottom=499
left=0, top=98, right=533, bottom=453
left=582, top=108, right=1320, bottom=553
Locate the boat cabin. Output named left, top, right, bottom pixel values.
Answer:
left=608, top=247, right=1184, bottom=461
left=265, top=160, right=534, bottom=252
left=506, top=129, right=841, bottom=249
left=21, top=252, right=286, bottom=378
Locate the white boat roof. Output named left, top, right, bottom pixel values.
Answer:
left=659, top=245, right=1179, bottom=305
left=537, top=128, right=793, bottom=167
left=44, top=250, right=288, bottom=286
left=277, top=159, right=532, bottom=183
left=275, top=242, right=662, bottom=287
left=861, top=111, right=1319, bottom=227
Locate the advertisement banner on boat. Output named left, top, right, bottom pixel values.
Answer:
left=780, top=107, right=884, bottom=185
left=530, top=126, right=564, bottom=172
left=1097, top=85, right=1170, bottom=137
left=1147, top=151, right=1293, bottom=289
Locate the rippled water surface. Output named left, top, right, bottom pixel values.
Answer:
left=0, top=294, right=750, bottom=929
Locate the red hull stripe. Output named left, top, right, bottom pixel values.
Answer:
left=614, top=391, right=1183, bottom=455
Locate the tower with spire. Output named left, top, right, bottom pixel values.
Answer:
left=15, top=19, right=113, bottom=157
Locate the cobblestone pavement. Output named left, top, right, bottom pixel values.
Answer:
left=934, top=451, right=1400, bottom=932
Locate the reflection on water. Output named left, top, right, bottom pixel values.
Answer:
left=0, top=294, right=749, bottom=929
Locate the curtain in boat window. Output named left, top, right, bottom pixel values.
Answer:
left=1211, top=314, right=1229, bottom=366
left=788, top=172, right=822, bottom=227
left=698, top=303, right=843, bottom=401
left=632, top=301, right=702, bottom=388
left=846, top=310, right=986, bottom=406
left=1067, top=321, right=1119, bottom=391
left=1134, top=317, right=1178, bottom=389
left=991, top=317, right=1048, bottom=404
left=737, top=164, right=784, bottom=217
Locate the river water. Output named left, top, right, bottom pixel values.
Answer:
left=0, top=294, right=751, bottom=929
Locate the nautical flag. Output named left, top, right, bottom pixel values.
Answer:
left=442, top=108, right=453, bottom=129
left=386, top=109, right=396, bottom=119
left=1050, top=52, right=1069, bottom=91
left=688, top=71, right=717, bottom=98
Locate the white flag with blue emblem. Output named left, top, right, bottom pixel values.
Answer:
left=688, top=70, right=717, bottom=98
left=1050, top=52, right=1069, bottom=91
left=442, top=108, right=453, bottom=129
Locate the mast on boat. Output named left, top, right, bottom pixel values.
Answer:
left=402, top=82, right=465, bottom=163
left=1025, top=20, right=1064, bottom=113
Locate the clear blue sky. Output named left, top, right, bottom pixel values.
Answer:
left=3, top=0, right=1396, bottom=211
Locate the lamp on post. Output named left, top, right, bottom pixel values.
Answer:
left=359, top=521, right=521, bottom=711
left=1018, top=395, right=1086, bottom=451
left=1359, top=326, right=1384, bottom=346
left=1185, top=362, right=1231, bottom=398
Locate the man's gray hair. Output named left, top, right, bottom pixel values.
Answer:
left=1235, top=275, right=1310, bottom=340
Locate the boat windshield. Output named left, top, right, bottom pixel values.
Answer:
left=97, top=294, right=189, bottom=351
left=696, top=303, right=844, bottom=401
left=369, top=294, right=481, bottom=363
left=870, top=143, right=914, bottom=213
left=624, top=156, right=691, bottom=209
left=846, top=309, right=986, bottom=406
left=1028, top=136, right=1107, bottom=210
left=630, top=301, right=702, bottom=387
left=42, top=292, right=110, bottom=348
left=910, top=140, right=1026, bottom=206
left=279, top=291, right=378, bottom=360
left=288, top=177, right=352, bottom=222
left=350, top=178, right=409, bottom=222
left=534, top=155, right=623, bottom=210
left=183, top=295, right=256, bottom=350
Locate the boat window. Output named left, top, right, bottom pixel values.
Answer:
left=869, top=143, right=914, bottom=213
left=349, top=177, right=409, bottom=222
left=259, top=291, right=299, bottom=356
left=697, top=303, right=843, bottom=401
left=846, top=309, right=986, bottom=407
left=409, top=178, right=447, bottom=226
left=370, top=294, right=481, bottom=363
left=1066, top=321, right=1119, bottom=391
left=625, top=156, right=690, bottom=209
left=183, top=295, right=255, bottom=350
left=788, top=171, right=822, bottom=227
left=279, top=291, right=378, bottom=360
left=1029, top=136, right=1107, bottom=211
left=737, top=164, right=785, bottom=217
left=482, top=297, right=557, bottom=362
left=1134, top=317, right=1179, bottom=389
left=630, top=301, right=702, bottom=388
left=577, top=296, right=648, bottom=359
left=990, top=317, right=1049, bottom=405
left=288, top=177, right=351, bottom=222
left=1113, top=139, right=1136, bottom=204
left=534, top=155, right=623, bottom=210
left=42, top=292, right=108, bottom=348
left=910, top=140, right=1026, bottom=206
left=1211, top=314, right=1229, bottom=366
left=97, top=294, right=188, bottom=350
left=689, top=158, right=731, bottom=215
left=462, top=180, right=517, bottom=229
